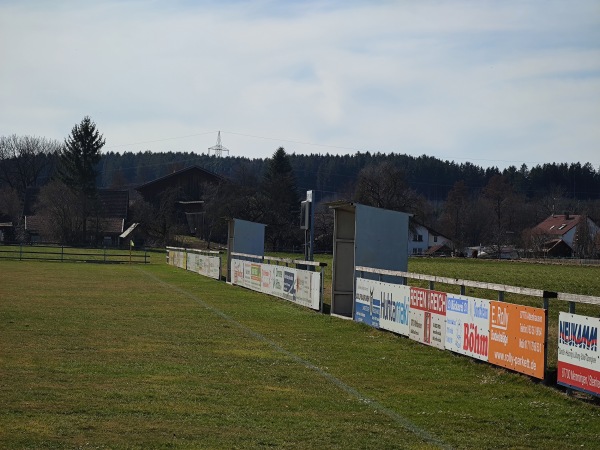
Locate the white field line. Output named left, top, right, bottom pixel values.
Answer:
left=140, top=268, right=452, bottom=450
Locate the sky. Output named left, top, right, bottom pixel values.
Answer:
left=1, top=0, right=599, bottom=170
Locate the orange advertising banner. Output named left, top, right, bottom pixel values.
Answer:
left=488, top=301, right=546, bottom=379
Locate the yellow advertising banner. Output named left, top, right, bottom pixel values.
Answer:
left=488, top=301, right=546, bottom=379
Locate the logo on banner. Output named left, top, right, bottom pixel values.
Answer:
left=251, top=264, right=261, bottom=281
left=560, top=320, right=598, bottom=351
left=380, top=290, right=409, bottom=326
left=284, top=271, right=296, bottom=295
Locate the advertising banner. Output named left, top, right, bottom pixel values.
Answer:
left=445, top=295, right=490, bottom=361
left=557, top=312, right=600, bottom=397
left=282, top=269, right=297, bottom=302
left=409, top=287, right=447, bottom=349
left=355, top=278, right=411, bottom=336
left=488, top=302, right=546, bottom=379
left=354, top=278, right=381, bottom=328
left=231, top=259, right=321, bottom=310
left=249, top=263, right=262, bottom=291
left=270, top=265, right=285, bottom=298
left=260, top=265, right=273, bottom=294
left=379, top=284, right=411, bottom=337
left=186, top=252, right=200, bottom=273
left=232, top=258, right=244, bottom=285
left=168, top=249, right=186, bottom=269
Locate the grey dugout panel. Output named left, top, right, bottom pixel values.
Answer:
left=226, top=218, right=266, bottom=282
left=329, top=202, right=411, bottom=318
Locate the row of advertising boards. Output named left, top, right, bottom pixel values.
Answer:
left=166, top=247, right=599, bottom=397
left=355, top=277, right=600, bottom=396
left=355, top=277, right=546, bottom=379
left=167, top=248, right=221, bottom=280
left=166, top=249, right=322, bottom=310
left=230, top=258, right=322, bottom=311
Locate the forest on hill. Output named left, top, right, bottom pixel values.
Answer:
left=98, top=149, right=600, bottom=204
left=2, top=129, right=600, bottom=254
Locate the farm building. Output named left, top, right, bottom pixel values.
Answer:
left=135, top=165, right=225, bottom=236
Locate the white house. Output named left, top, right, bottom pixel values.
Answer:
left=408, top=222, right=451, bottom=256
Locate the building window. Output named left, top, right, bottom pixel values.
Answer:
left=433, top=235, right=438, bottom=243
left=413, top=234, right=423, bottom=242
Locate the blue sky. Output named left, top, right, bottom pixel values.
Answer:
left=1, top=0, right=599, bottom=169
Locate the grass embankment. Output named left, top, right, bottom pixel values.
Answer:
left=1, top=258, right=599, bottom=449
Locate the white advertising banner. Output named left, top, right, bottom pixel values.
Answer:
left=557, top=312, right=600, bottom=397
left=445, top=295, right=490, bottom=361
left=354, top=278, right=411, bottom=336
left=232, top=258, right=244, bottom=286
left=409, top=287, right=447, bottom=349
left=231, top=259, right=321, bottom=310
left=185, top=252, right=221, bottom=280
left=168, top=249, right=186, bottom=269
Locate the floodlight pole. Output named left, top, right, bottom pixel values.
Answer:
left=302, top=190, right=315, bottom=261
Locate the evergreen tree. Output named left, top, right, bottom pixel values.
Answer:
left=58, top=116, right=105, bottom=243
left=262, top=147, right=301, bottom=250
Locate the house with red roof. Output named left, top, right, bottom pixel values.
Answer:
left=531, top=213, right=599, bottom=257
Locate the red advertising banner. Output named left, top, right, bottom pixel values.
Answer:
left=409, top=287, right=447, bottom=349
left=488, top=302, right=546, bottom=379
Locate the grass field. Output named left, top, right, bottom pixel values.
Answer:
left=1, top=257, right=600, bottom=449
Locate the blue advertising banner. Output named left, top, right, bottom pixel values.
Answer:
left=355, top=278, right=381, bottom=328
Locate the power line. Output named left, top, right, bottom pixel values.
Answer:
left=104, top=131, right=218, bottom=150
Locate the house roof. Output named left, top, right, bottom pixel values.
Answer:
left=534, top=214, right=581, bottom=236
left=412, top=219, right=450, bottom=241
left=136, top=165, right=225, bottom=192
left=425, top=244, right=452, bottom=255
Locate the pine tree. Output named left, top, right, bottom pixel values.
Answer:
left=58, top=116, right=105, bottom=243
left=262, top=147, right=300, bottom=250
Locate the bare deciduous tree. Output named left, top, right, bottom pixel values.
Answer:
left=0, top=135, right=60, bottom=195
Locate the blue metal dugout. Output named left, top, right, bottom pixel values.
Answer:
left=328, top=202, right=411, bottom=319
left=226, top=218, right=266, bottom=282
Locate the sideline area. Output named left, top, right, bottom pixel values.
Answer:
left=1, top=259, right=599, bottom=448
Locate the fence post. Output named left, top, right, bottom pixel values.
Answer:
left=61, top=245, right=64, bottom=262
left=429, top=280, right=435, bottom=290
left=19, top=243, right=23, bottom=261
left=144, top=248, right=148, bottom=264
left=460, top=285, right=466, bottom=295
left=104, top=246, right=107, bottom=263
left=543, top=296, right=550, bottom=385
left=320, top=266, right=324, bottom=314
left=566, top=301, right=576, bottom=395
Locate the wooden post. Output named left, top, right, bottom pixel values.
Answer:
left=543, top=296, right=550, bottom=385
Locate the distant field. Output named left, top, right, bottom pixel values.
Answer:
left=1, top=258, right=599, bottom=449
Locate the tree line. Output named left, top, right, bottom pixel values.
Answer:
left=1, top=122, right=600, bottom=255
